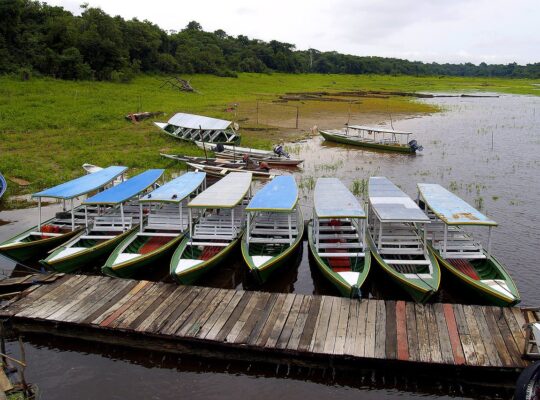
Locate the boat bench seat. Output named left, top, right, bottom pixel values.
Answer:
left=249, top=237, right=294, bottom=244
left=188, top=241, right=230, bottom=247
left=380, top=240, right=422, bottom=246
left=318, top=233, right=359, bottom=240
left=318, top=225, right=355, bottom=232
left=138, top=232, right=179, bottom=237
left=383, top=259, right=431, bottom=265
left=318, top=242, right=362, bottom=249
left=191, top=234, right=237, bottom=241
left=318, top=252, right=365, bottom=258
left=251, top=228, right=298, bottom=235
left=442, top=252, right=486, bottom=259
left=29, top=231, right=64, bottom=237
left=80, top=235, right=116, bottom=240
left=379, top=248, right=424, bottom=255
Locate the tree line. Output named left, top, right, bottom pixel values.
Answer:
left=1, top=0, right=539, bottom=81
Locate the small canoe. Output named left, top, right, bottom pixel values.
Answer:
left=170, top=172, right=252, bottom=284
left=320, top=125, right=422, bottom=153
left=102, top=172, right=206, bottom=279
left=0, top=166, right=127, bottom=263
left=367, top=177, right=440, bottom=303
left=154, top=113, right=241, bottom=145
left=161, top=153, right=268, bottom=170
left=41, top=169, right=164, bottom=273
left=242, top=176, right=304, bottom=284
left=0, top=173, right=6, bottom=199
left=308, top=178, right=371, bottom=297
left=417, top=183, right=520, bottom=306
left=186, top=162, right=274, bottom=180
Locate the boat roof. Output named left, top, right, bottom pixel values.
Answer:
left=189, top=172, right=252, bottom=208
left=418, top=183, right=497, bottom=226
left=348, top=125, right=412, bottom=135
left=83, top=169, right=164, bottom=205
left=314, top=178, right=365, bottom=219
left=32, top=166, right=127, bottom=200
left=140, top=172, right=206, bottom=204
left=168, top=113, right=231, bottom=130
left=369, top=177, right=429, bottom=222
left=246, top=176, right=298, bottom=212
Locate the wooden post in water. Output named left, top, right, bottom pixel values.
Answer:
left=295, top=106, right=299, bottom=129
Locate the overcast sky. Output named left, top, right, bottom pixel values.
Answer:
left=45, top=0, right=539, bottom=65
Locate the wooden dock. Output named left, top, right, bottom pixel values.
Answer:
left=0, top=274, right=534, bottom=373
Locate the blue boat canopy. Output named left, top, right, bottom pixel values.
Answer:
left=417, top=183, right=497, bottom=226
left=369, top=177, right=429, bottom=222
left=83, top=169, right=164, bottom=205
left=246, top=176, right=298, bottom=212
left=189, top=172, right=252, bottom=208
left=140, top=172, right=206, bottom=204
left=32, top=166, right=127, bottom=200
left=314, top=178, right=365, bottom=219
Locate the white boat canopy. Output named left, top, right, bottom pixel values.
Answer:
left=140, top=172, right=206, bottom=204
left=347, top=125, right=413, bottom=135
left=314, top=178, right=365, bottom=219
left=189, top=172, right=252, bottom=208
left=168, top=113, right=231, bottom=130
left=246, top=176, right=297, bottom=212
left=369, top=177, right=430, bottom=223
left=417, top=183, right=497, bottom=226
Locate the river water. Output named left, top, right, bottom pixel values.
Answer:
left=0, top=94, right=539, bottom=399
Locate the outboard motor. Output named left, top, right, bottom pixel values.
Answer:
left=273, top=144, right=290, bottom=158
left=213, top=143, right=225, bottom=153
left=408, top=139, right=423, bottom=152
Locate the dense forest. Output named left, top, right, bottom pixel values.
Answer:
left=1, top=0, right=539, bottom=81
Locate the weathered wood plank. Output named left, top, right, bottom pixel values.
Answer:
left=442, top=304, right=466, bottom=365
left=343, top=300, right=359, bottom=356
left=364, top=299, right=377, bottom=358
left=113, top=282, right=167, bottom=329
left=351, top=299, right=368, bottom=358
left=205, top=290, right=245, bottom=341
left=385, top=300, right=397, bottom=360
left=253, top=293, right=288, bottom=347
left=99, top=281, right=154, bottom=327
left=482, top=306, right=514, bottom=367
left=311, top=296, right=334, bottom=353
left=185, top=289, right=232, bottom=338
left=415, top=304, right=431, bottom=363
left=7, top=275, right=70, bottom=314
left=405, top=302, right=419, bottom=362
left=150, top=286, right=202, bottom=333
left=226, top=291, right=265, bottom=343
left=234, top=292, right=273, bottom=344
left=265, top=294, right=297, bottom=348
left=395, top=300, right=409, bottom=361
left=490, top=306, right=524, bottom=367
left=503, top=307, right=526, bottom=356
left=333, top=297, right=350, bottom=355
left=161, top=287, right=214, bottom=335
left=194, top=289, right=237, bottom=339
left=322, top=297, right=341, bottom=354
left=462, top=305, right=489, bottom=366
left=453, top=304, right=478, bottom=366
left=134, top=286, right=188, bottom=332
left=286, top=296, right=312, bottom=351
left=424, top=305, right=443, bottom=364
left=276, top=294, right=304, bottom=349
left=297, top=295, right=322, bottom=352
left=176, top=288, right=221, bottom=336
left=215, top=291, right=254, bottom=343
left=245, top=293, right=279, bottom=345
left=128, top=284, right=179, bottom=330
left=471, top=306, right=502, bottom=367
left=374, top=300, right=386, bottom=359
left=432, top=303, right=455, bottom=365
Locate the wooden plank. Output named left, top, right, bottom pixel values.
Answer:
left=512, top=308, right=527, bottom=328
left=276, top=294, right=304, bottom=349
left=322, top=297, right=341, bottom=354
left=128, top=284, right=179, bottom=330
left=7, top=275, right=70, bottom=314
left=374, top=300, right=386, bottom=359
left=310, top=296, right=334, bottom=353
left=471, top=306, right=502, bottom=367
left=364, top=299, right=377, bottom=358
left=253, top=293, right=288, bottom=347
left=490, top=306, right=524, bottom=367
left=265, top=294, right=297, bottom=348
left=462, top=305, right=489, bottom=366
left=149, top=286, right=201, bottom=333
left=414, top=304, right=431, bottom=363
left=482, top=306, right=515, bottom=367
left=343, top=300, right=359, bottom=356
left=297, top=295, right=322, bottom=352
left=175, top=287, right=221, bottom=336
left=442, top=304, right=466, bottom=365
left=80, top=280, right=139, bottom=325
left=286, top=296, right=312, bottom=351
left=395, top=300, right=409, bottom=361
left=453, top=304, right=477, bottom=366
left=234, top=292, right=273, bottom=344
left=115, top=283, right=171, bottom=330
left=226, top=291, right=265, bottom=343
left=503, top=307, right=526, bottom=356
left=214, top=291, right=254, bottom=342
left=92, top=280, right=151, bottom=325
left=405, top=302, right=419, bottom=362
left=424, top=305, right=443, bottom=364
left=195, top=290, right=237, bottom=339
left=64, top=278, right=132, bottom=323
left=333, top=297, right=350, bottom=355
left=352, top=299, right=368, bottom=358
left=0, top=370, right=13, bottom=392
left=432, top=303, right=455, bottom=365
left=99, top=281, right=154, bottom=327
left=161, top=287, right=214, bottom=335
left=385, top=300, right=397, bottom=360
left=205, top=290, right=245, bottom=341
left=186, top=289, right=232, bottom=338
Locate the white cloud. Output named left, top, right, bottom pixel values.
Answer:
left=43, top=0, right=540, bottom=64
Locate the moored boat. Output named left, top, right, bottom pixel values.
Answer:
left=161, top=153, right=268, bottom=170
left=241, top=176, right=303, bottom=284
left=307, top=178, right=371, bottom=298
left=0, top=166, right=127, bottom=263
left=367, top=177, right=440, bottom=303
left=0, top=173, right=6, bottom=199
left=170, top=172, right=252, bottom=284
left=417, top=183, right=520, bottom=306
left=186, top=161, right=274, bottom=180
left=41, top=169, right=164, bottom=273
left=319, top=125, right=423, bottom=153
left=154, top=113, right=240, bottom=144
left=102, top=172, right=206, bottom=279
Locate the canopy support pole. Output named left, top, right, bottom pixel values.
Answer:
left=423, top=224, right=427, bottom=251
left=84, top=206, right=88, bottom=228
left=71, top=199, right=75, bottom=231
left=443, top=224, right=448, bottom=258
left=288, top=213, right=292, bottom=244
left=120, top=204, right=125, bottom=231
left=231, top=208, right=235, bottom=237
left=189, top=208, right=193, bottom=245
left=246, top=212, right=250, bottom=249
left=378, top=220, right=383, bottom=250
left=38, top=198, right=42, bottom=232
left=62, top=199, right=66, bottom=212
left=180, top=202, right=183, bottom=231
left=487, top=226, right=492, bottom=257
left=315, top=216, right=319, bottom=251
left=140, top=203, right=144, bottom=233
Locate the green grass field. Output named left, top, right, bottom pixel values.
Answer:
left=0, top=73, right=538, bottom=208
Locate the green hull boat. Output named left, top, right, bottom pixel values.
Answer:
left=320, top=130, right=416, bottom=153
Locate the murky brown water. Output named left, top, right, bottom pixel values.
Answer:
left=0, top=94, right=538, bottom=399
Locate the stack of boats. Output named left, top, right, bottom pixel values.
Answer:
left=0, top=166, right=520, bottom=307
